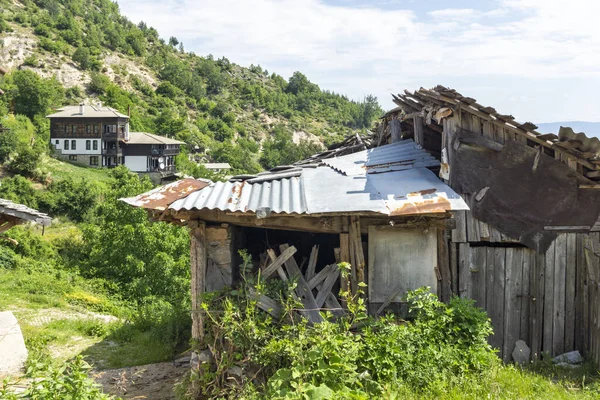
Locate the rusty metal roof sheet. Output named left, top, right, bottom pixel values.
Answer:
left=322, top=139, right=439, bottom=176
left=0, top=199, right=51, bottom=225
left=125, top=140, right=468, bottom=217
left=121, top=178, right=211, bottom=210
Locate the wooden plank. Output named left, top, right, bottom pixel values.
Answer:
left=450, top=243, right=458, bottom=296
left=305, top=245, right=319, bottom=281
left=437, top=229, right=452, bottom=302
left=189, top=220, right=206, bottom=342
left=263, top=246, right=297, bottom=279
left=531, top=250, right=545, bottom=361
left=553, top=234, right=567, bottom=356
left=565, top=233, right=577, bottom=351
left=413, top=116, right=424, bottom=146
left=452, top=210, right=467, bottom=243
left=485, top=247, right=495, bottom=319
left=248, top=288, right=283, bottom=319
left=575, top=234, right=585, bottom=353
left=315, top=267, right=340, bottom=308
left=503, top=248, right=523, bottom=362
left=490, top=248, right=506, bottom=354
left=307, top=264, right=336, bottom=289
left=469, top=246, right=487, bottom=308
left=464, top=198, right=481, bottom=242
left=390, top=118, right=402, bottom=143
left=266, top=249, right=290, bottom=282
left=458, top=243, right=470, bottom=298
left=543, top=239, right=556, bottom=354
left=339, top=232, right=350, bottom=294
left=350, top=216, right=366, bottom=291
left=520, top=249, right=532, bottom=348
left=279, top=244, right=323, bottom=323
left=375, top=284, right=404, bottom=316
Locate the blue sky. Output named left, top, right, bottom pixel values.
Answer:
left=118, top=0, right=600, bottom=124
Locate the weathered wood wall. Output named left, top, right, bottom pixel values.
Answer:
left=445, top=108, right=600, bottom=363
left=453, top=226, right=600, bottom=361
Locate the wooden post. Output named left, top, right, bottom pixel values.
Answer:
left=390, top=118, right=402, bottom=143
left=437, top=229, right=452, bottom=302
left=189, top=220, right=207, bottom=343
left=413, top=116, right=424, bottom=147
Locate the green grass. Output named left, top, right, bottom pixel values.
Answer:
left=40, top=155, right=112, bottom=186
left=0, top=265, right=177, bottom=370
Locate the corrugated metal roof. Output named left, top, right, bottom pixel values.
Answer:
left=170, top=177, right=307, bottom=214
left=323, top=139, right=439, bottom=176
left=0, top=199, right=51, bottom=225
left=152, top=140, right=469, bottom=217
left=201, top=163, right=231, bottom=170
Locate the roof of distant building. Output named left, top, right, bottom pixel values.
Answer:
left=124, top=131, right=185, bottom=145
left=46, top=105, right=129, bottom=119
left=201, top=163, right=231, bottom=170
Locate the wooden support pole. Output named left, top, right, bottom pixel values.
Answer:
left=189, top=220, right=207, bottom=343
left=437, top=229, right=452, bottom=302
left=413, top=116, right=424, bottom=147
left=390, top=118, right=402, bottom=143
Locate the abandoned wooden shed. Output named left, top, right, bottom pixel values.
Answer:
left=378, top=86, right=600, bottom=363
left=123, top=139, right=469, bottom=337
left=124, top=85, right=600, bottom=364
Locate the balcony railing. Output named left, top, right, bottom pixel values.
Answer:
left=151, top=148, right=180, bottom=156
left=149, top=165, right=177, bottom=174
left=102, top=148, right=121, bottom=156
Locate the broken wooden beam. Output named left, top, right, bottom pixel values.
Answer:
left=305, top=245, right=319, bottom=281
left=263, top=246, right=297, bottom=279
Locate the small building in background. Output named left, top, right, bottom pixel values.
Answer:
left=47, top=104, right=183, bottom=179
left=200, top=163, right=231, bottom=174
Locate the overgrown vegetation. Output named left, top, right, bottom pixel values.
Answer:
left=175, top=266, right=600, bottom=399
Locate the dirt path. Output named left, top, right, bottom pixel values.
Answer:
left=93, top=362, right=188, bottom=400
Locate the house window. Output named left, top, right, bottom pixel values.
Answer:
left=69, top=155, right=77, bottom=161
left=63, top=125, right=67, bottom=134
left=86, top=125, right=92, bottom=134
left=64, top=140, right=69, bottom=150
left=71, top=140, right=76, bottom=150
left=90, top=156, right=98, bottom=166
left=70, top=125, right=76, bottom=134
left=94, top=125, right=100, bottom=134
left=55, top=140, right=59, bottom=145
left=86, top=140, right=91, bottom=150
left=93, top=140, right=98, bottom=150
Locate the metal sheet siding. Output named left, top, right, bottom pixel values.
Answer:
left=323, top=140, right=439, bottom=176
left=132, top=140, right=469, bottom=217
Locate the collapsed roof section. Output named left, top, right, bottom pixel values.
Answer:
left=382, top=85, right=600, bottom=171
left=122, top=140, right=469, bottom=218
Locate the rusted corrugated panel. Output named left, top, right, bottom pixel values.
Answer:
left=169, top=177, right=308, bottom=215
left=121, top=178, right=210, bottom=210
left=0, top=199, right=51, bottom=226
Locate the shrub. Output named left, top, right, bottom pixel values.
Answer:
left=183, top=270, right=497, bottom=399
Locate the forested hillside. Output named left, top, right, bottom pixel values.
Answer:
left=0, top=0, right=382, bottom=176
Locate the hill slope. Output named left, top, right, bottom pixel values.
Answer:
left=0, top=0, right=382, bottom=175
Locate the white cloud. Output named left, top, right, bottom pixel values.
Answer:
left=118, top=0, right=600, bottom=121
